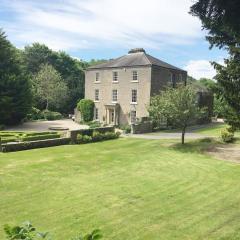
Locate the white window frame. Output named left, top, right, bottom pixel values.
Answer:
left=130, top=110, right=137, bottom=124
left=132, top=70, right=138, bottom=82
left=112, top=89, right=118, bottom=102
left=131, top=89, right=137, bottom=103
left=112, top=71, right=118, bottom=82
left=95, top=89, right=99, bottom=101
left=95, top=72, right=100, bottom=82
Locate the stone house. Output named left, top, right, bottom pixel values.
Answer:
left=85, top=48, right=187, bottom=126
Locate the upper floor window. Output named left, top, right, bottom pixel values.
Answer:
left=131, top=89, right=137, bottom=103
left=95, top=89, right=99, bottom=101
left=132, top=71, right=138, bottom=81
left=112, top=89, right=118, bottom=102
left=113, top=71, right=118, bottom=82
left=95, top=72, right=100, bottom=82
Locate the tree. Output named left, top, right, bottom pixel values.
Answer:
left=23, top=43, right=85, bottom=113
left=77, top=99, right=94, bottom=122
left=33, top=64, right=68, bottom=110
left=190, top=0, right=240, bottom=129
left=0, top=29, right=32, bottom=125
left=148, top=86, right=205, bottom=144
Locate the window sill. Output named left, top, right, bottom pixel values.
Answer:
left=112, top=81, right=119, bottom=83
left=131, top=80, right=139, bottom=83
left=94, top=100, right=100, bottom=103
left=130, top=102, right=138, bottom=105
left=94, top=81, right=101, bottom=84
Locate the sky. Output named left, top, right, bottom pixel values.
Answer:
left=0, top=0, right=227, bottom=79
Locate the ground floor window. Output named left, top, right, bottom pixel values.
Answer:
left=95, top=108, right=99, bottom=120
left=130, top=110, right=136, bottom=123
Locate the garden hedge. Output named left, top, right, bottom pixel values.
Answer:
left=1, top=137, right=71, bottom=152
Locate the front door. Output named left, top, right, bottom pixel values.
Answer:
left=109, top=109, right=115, bottom=125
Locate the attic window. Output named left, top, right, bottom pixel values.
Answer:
left=113, top=71, right=118, bottom=82
left=95, top=72, right=100, bottom=82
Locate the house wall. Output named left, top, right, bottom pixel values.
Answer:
left=150, top=66, right=187, bottom=96
left=85, top=66, right=152, bottom=125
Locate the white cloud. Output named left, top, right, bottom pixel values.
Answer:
left=184, top=59, right=224, bottom=79
left=0, top=0, right=203, bottom=51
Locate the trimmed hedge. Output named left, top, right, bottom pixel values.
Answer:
left=69, top=126, right=115, bottom=143
left=1, top=138, right=71, bottom=152
left=20, top=133, right=61, bottom=142
left=76, top=131, right=120, bottom=144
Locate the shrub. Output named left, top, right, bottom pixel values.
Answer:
left=4, top=221, right=102, bottom=240
left=27, top=107, right=44, bottom=120
left=104, top=131, right=120, bottom=139
left=77, top=99, right=94, bottom=122
left=76, top=134, right=93, bottom=144
left=20, top=133, right=61, bottom=142
left=119, top=124, right=131, bottom=134
left=0, top=124, right=5, bottom=130
left=221, top=128, right=234, bottom=143
left=87, top=120, right=101, bottom=128
left=92, top=131, right=104, bottom=142
left=42, top=110, right=62, bottom=120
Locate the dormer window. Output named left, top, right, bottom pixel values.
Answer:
left=95, top=72, right=100, bottom=82
left=113, top=71, right=118, bottom=82
left=132, top=71, right=138, bottom=81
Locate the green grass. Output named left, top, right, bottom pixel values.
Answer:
left=1, top=138, right=240, bottom=239
left=192, top=123, right=228, bottom=136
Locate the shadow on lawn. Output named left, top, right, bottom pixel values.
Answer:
left=170, top=138, right=222, bottom=154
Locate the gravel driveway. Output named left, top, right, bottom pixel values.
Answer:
left=5, top=119, right=88, bottom=132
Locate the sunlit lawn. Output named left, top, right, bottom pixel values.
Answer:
left=1, top=138, right=240, bottom=239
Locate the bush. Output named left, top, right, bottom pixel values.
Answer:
left=92, top=131, right=104, bottom=142
left=87, top=120, right=102, bottom=128
left=221, top=128, right=234, bottom=143
left=77, top=99, right=94, bottom=122
left=20, top=133, right=61, bottom=142
left=119, top=124, right=131, bottom=134
left=27, top=107, right=44, bottom=120
left=76, top=134, right=93, bottom=144
left=4, top=221, right=102, bottom=240
left=42, top=110, right=62, bottom=120
left=0, top=124, right=5, bottom=130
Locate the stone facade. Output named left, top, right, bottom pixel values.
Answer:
left=85, top=49, right=187, bottom=126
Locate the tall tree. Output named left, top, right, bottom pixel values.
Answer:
left=0, top=29, right=32, bottom=125
left=148, top=86, right=205, bottom=144
left=33, top=64, right=68, bottom=110
left=23, top=43, right=85, bottom=113
left=190, top=0, right=240, bottom=128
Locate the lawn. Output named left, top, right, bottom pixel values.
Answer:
left=1, top=138, right=240, bottom=239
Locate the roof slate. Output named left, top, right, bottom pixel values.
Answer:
left=87, top=50, right=186, bottom=72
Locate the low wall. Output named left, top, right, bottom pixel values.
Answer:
left=68, top=126, right=115, bottom=143
left=131, top=121, right=153, bottom=134
left=1, top=137, right=71, bottom=152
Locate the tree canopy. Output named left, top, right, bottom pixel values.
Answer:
left=0, top=29, right=32, bottom=125
left=33, top=64, right=68, bottom=110
left=23, top=43, right=86, bottom=113
left=148, top=86, right=205, bottom=144
left=190, top=0, right=240, bottom=128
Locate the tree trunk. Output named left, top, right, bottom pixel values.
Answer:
left=181, top=127, right=186, bottom=144
left=46, top=99, right=49, bottom=110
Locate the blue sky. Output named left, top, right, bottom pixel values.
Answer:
left=0, top=0, right=227, bottom=79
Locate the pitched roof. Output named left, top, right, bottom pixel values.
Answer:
left=87, top=48, right=186, bottom=72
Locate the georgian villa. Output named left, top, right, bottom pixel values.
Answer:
left=85, top=48, right=187, bottom=125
